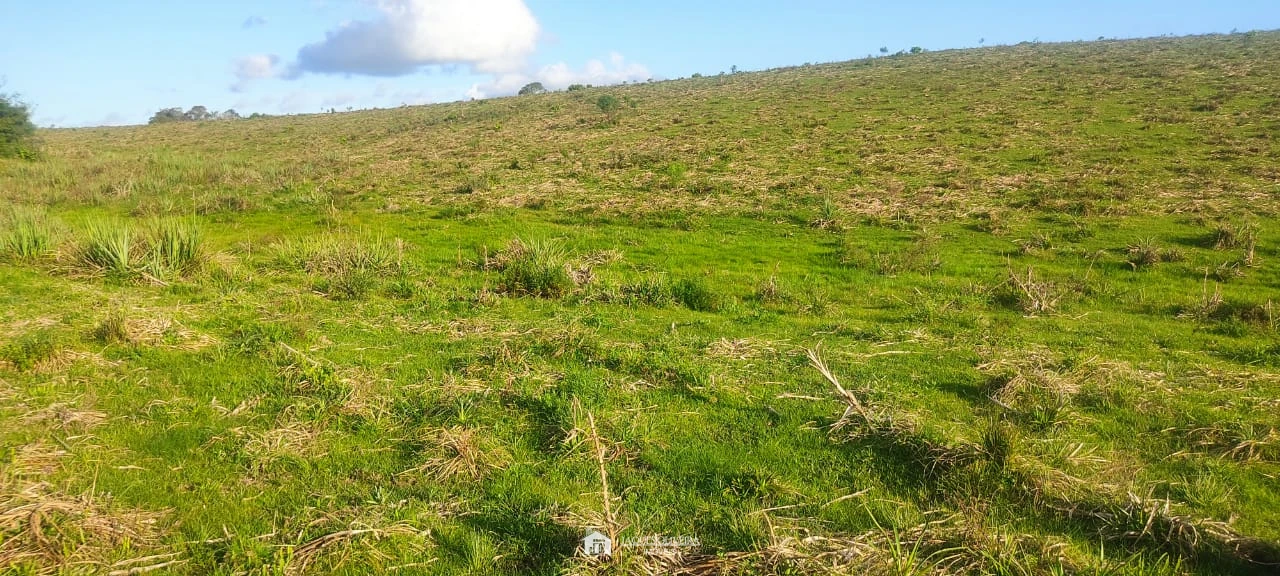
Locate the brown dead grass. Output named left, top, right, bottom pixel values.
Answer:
left=0, top=442, right=169, bottom=574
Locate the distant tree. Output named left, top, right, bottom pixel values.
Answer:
left=149, top=107, right=185, bottom=124
left=183, top=106, right=211, bottom=121
left=595, top=94, right=620, bottom=114
left=731, top=65, right=739, bottom=74
left=518, top=82, right=547, bottom=96
left=910, top=46, right=924, bottom=54
left=0, top=91, right=37, bottom=159
left=691, top=73, right=703, bottom=78
left=221, top=109, right=241, bottom=120
left=879, top=46, right=889, bottom=54
left=567, top=84, right=587, bottom=92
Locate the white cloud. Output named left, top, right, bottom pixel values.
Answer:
left=232, top=54, right=285, bottom=91
left=466, top=53, right=652, bottom=99
left=295, top=0, right=539, bottom=77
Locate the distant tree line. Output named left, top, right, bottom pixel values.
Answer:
left=149, top=106, right=268, bottom=124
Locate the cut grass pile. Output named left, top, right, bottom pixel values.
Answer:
left=1, top=31, right=1279, bottom=575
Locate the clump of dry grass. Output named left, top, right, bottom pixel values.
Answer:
left=568, top=513, right=1083, bottom=576
left=402, top=426, right=510, bottom=481
left=241, top=421, right=328, bottom=461
left=23, top=401, right=108, bottom=432
left=1165, top=422, right=1279, bottom=462
left=807, top=348, right=980, bottom=473
left=978, top=347, right=1081, bottom=428
left=287, top=523, right=426, bottom=574
left=1127, top=237, right=1184, bottom=269
left=1004, top=266, right=1063, bottom=315
left=810, top=348, right=1280, bottom=568
left=705, top=338, right=778, bottom=360
left=1178, top=277, right=1224, bottom=321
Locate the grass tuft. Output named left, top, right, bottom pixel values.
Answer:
left=491, top=238, right=576, bottom=298
left=78, top=220, right=133, bottom=275
left=1, top=206, right=55, bottom=261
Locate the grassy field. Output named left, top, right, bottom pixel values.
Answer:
left=2, top=31, right=1279, bottom=575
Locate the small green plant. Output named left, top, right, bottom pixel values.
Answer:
left=671, top=277, right=722, bottom=312
left=2, top=329, right=59, bottom=372
left=92, top=309, right=131, bottom=344
left=621, top=275, right=674, bottom=307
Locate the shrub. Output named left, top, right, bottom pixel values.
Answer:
left=75, top=219, right=207, bottom=280
left=1, top=206, right=54, bottom=261
left=0, top=92, right=37, bottom=159
left=455, top=174, right=492, bottom=194
left=1212, top=221, right=1259, bottom=250
left=671, top=277, right=722, bottom=312
left=596, top=95, right=621, bottom=114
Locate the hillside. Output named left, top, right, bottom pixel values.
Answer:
left=2, top=32, right=1279, bottom=575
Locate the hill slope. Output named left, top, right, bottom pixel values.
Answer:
left=1, top=32, right=1279, bottom=575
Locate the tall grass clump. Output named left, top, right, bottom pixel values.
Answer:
left=492, top=238, right=574, bottom=298
left=79, top=220, right=134, bottom=275
left=145, top=219, right=204, bottom=279
left=269, top=234, right=404, bottom=300
left=1, top=206, right=55, bottom=261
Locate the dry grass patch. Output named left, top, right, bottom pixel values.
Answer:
left=401, top=426, right=511, bottom=481
left=0, top=443, right=170, bottom=574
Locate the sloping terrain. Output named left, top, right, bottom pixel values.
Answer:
left=1, top=32, right=1279, bottom=575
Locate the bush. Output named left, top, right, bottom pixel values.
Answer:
left=622, top=275, right=675, bottom=307
left=0, top=92, right=37, bottom=159
left=596, top=95, right=621, bottom=114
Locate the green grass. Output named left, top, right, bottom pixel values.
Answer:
left=1, top=32, right=1280, bottom=575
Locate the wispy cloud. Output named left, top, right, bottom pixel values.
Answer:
left=231, top=54, right=286, bottom=91
left=242, top=15, right=268, bottom=29
left=294, top=0, right=539, bottom=77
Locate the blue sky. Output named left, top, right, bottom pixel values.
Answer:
left=2, top=0, right=1277, bottom=127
